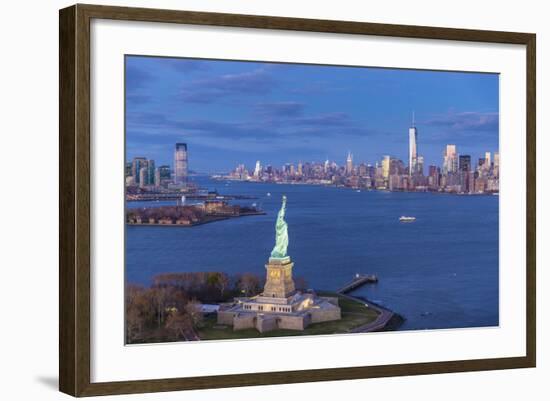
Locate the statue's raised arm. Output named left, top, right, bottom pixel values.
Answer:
left=280, top=195, right=287, bottom=217
left=270, top=195, right=289, bottom=260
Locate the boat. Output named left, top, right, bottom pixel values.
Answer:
left=399, top=216, right=416, bottom=222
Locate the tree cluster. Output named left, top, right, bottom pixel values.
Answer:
left=127, top=206, right=205, bottom=223
left=126, top=271, right=263, bottom=343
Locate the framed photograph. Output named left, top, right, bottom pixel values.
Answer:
left=59, top=4, right=536, bottom=397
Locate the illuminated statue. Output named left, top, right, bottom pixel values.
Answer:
left=270, top=195, right=289, bottom=259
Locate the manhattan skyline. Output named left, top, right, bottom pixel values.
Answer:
left=126, top=55, right=499, bottom=172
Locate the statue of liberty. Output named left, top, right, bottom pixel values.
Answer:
left=270, top=195, right=289, bottom=259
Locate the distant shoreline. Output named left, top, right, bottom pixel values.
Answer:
left=210, top=176, right=499, bottom=197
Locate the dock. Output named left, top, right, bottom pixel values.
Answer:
left=336, top=274, right=378, bottom=294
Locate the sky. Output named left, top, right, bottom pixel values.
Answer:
left=126, top=55, right=499, bottom=173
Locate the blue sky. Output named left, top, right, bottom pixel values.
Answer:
left=126, top=55, right=499, bottom=173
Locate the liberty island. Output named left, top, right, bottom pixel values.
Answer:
left=217, top=196, right=343, bottom=333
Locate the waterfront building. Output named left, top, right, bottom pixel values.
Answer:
left=388, top=174, right=400, bottom=191
left=146, top=159, right=155, bottom=186
left=217, top=196, right=341, bottom=333
left=158, top=165, right=171, bottom=183
left=485, top=151, right=491, bottom=168
left=468, top=171, right=476, bottom=193
left=409, top=114, right=418, bottom=176
left=174, top=143, right=188, bottom=185
left=131, top=157, right=147, bottom=184
left=493, top=152, right=500, bottom=177
left=139, top=167, right=147, bottom=189
left=154, top=168, right=161, bottom=187
left=476, top=158, right=485, bottom=175
left=427, top=165, right=440, bottom=189
left=125, top=162, right=132, bottom=178
left=487, top=177, right=499, bottom=192
left=475, top=177, right=487, bottom=193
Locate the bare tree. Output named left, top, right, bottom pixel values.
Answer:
left=185, top=299, right=204, bottom=328
left=151, top=286, right=168, bottom=328
left=165, top=310, right=193, bottom=340
left=238, top=273, right=261, bottom=296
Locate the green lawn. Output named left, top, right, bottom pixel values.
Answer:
left=197, top=292, right=379, bottom=340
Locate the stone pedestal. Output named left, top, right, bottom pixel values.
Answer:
left=262, top=257, right=295, bottom=298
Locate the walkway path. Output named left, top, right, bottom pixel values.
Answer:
left=338, top=293, right=396, bottom=333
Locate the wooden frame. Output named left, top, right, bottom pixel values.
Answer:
left=59, top=3, right=536, bottom=397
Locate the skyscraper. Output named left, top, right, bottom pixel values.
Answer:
left=408, top=113, right=418, bottom=176
left=346, top=152, right=353, bottom=175
left=174, top=143, right=188, bottom=185
left=416, top=156, right=424, bottom=176
left=131, top=157, right=147, bottom=184
left=459, top=155, right=471, bottom=172
left=493, top=152, right=500, bottom=177
left=381, top=155, right=390, bottom=180
left=443, top=145, right=458, bottom=175
left=253, top=160, right=262, bottom=178
left=146, top=159, right=155, bottom=185
left=139, top=167, right=147, bottom=189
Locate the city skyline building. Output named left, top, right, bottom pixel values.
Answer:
left=346, top=152, right=353, bottom=175
left=131, top=157, right=147, bottom=185
left=494, top=152, right=500, bottom=177
left=443, top=144, right=458, bottom=175
left=408, top=113, right=418, bottom=176
left=382, top=155, right=391, bottom=180
left=174, top=143, right=188, bottom=185
left=459, top=155, right=471, bottom=172
left=253, top=160, right=262, bottom=178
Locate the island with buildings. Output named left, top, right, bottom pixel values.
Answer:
left=126, top=200, right=265, bottom=227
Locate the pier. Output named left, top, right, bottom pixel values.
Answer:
left=335, top=275, right=402, bottom=333
left=336, top=274, right=378, bottom=294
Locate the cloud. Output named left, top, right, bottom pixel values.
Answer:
left=125, top=65, right=153, bottom=90
left=424, top=111, right=498, bottom=132
left=294, top=112, right=352, bottom=127
left=159, top=58, right=209, bottom=73
left=127, top=109, right=373, bottom=147
left=126, top=94, right=153, bottom=105
left=180, top=69, right=275, bottom=103
left=254, top=102, right=305, bottom=119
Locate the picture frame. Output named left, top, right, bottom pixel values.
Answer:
left=59, top=3, right=536, bottom=397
